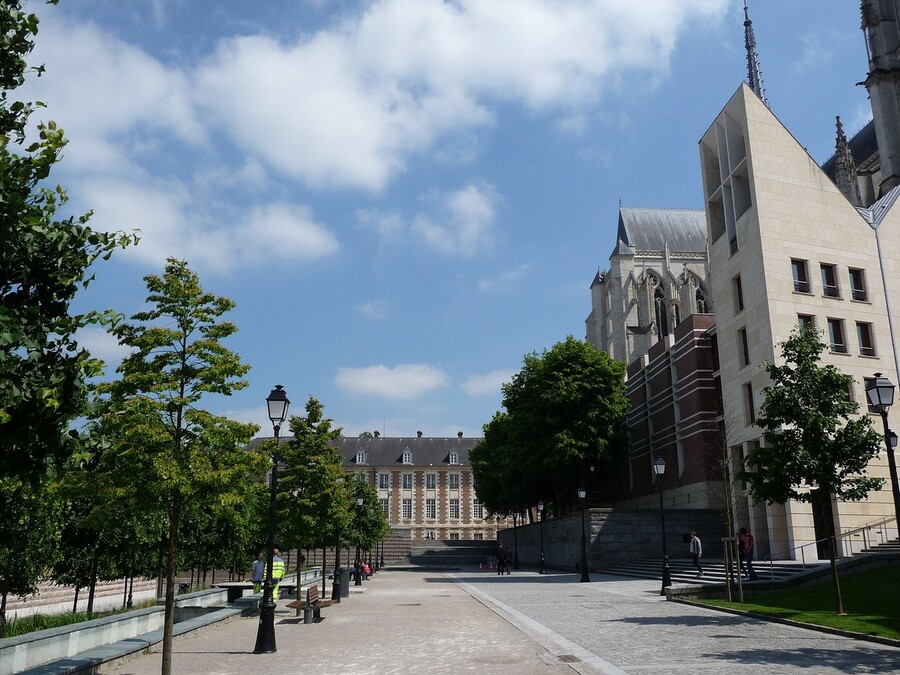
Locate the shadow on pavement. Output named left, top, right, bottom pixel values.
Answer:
left=701, top=646, right=899, bottom=673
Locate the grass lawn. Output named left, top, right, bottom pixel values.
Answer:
left=696, top=566, right=900, bottom=640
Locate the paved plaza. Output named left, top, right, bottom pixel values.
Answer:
left=100, top=568, right=900, bottom=675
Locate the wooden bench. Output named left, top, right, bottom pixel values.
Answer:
left=286, top=586, right=335, bottom=624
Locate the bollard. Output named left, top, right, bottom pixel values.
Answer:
left=331, top=568, right=342, bottom=603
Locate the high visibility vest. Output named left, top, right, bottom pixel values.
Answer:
left=272, top=558, right=285, bottom=580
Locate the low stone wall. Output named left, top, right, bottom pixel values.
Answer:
left=499, top=507, right=725, bottom=571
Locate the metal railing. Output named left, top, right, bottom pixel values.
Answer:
left=783, top=515, right=897, bottom=569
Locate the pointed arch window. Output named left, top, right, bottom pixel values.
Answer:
left=654, top=286, right=668, bottom=339
left=696, top=288, right=710, bottom=314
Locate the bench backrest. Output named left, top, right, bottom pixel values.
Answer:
left=307, top=585, right=319, bottom=605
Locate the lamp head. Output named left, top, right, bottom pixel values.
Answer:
left=652, top=455, right=666, bottom=476
left=266, top=385, right=290, bottom=425
left=578, top=488, right=586, bottom=499
left=866, top=373, right=895, bottom=412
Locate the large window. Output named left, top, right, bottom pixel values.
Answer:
left=820, top=263, right=840, bottom=298
left=798, top=314, right=815, bottom=330
left=732, top=275, right=744, bottom=313
left=791, top=259, right=810, bottom=293
left=743, top=382, right=756, bottom=424
left=380, top=498, right=389, bottom=517
left=426, top=473, right=436, bottom=489
left=402, top=498, right=412, bottom=519
left=448, top=473, right=460, bottom=490
left=449, top=498, right=460, bottom=519
left=378, top=473, right=390, bottom=489
left=473, top=498, right=484, bottom=519
left=738, top=327, right=750, bottom=367
left=402, top=473, right=413, bottom=490
left=827, top=318, right=847, bottom=353
left=849, top=268, right=868, bottom=302
left=857, top=322, right=876, bottom=356
left=426, top=498, right=436, bottom=519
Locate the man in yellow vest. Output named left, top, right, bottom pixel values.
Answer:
left=272, top=548, right=286, bottom=600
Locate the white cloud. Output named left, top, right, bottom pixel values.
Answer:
left=478, top=263, right=531, bottom=291
left=75, top=326, right=132, bottom=371
left=334, top=364, right=449, bottom=399
left=357, top=300, right=391, bottom=321
left=412, top=182, right=499, bottom=256
left=462, top=370, right=513, bottom=396
left=789, top=29, right=839, bottom=75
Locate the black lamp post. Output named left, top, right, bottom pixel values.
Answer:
left=254, top=385, right=290, bottom=654
left=512, top=512, right=519, bottom=570
left=653, top=455, right=672, bottom=596
left=537, top=501, right=545, bottom=574
left=355, top=496, right=364, bottom=586
left=578, top=488, right=590, bottom=582
left=866, top=373, right=900, bottom=531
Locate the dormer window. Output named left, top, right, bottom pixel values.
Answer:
left=402, top=450, right=412, bottom=464
left=356, top=451, right=367, bottom=465
left=449, top=452, right=459, bottom=465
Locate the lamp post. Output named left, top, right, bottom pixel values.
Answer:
left=652, top=455, right=672, bottom=596
left=254, top=385, right=290, bottom=654
left=355, top=496, right=364, bottom=586
left=578, top=488, right=590, bottom=582
left=537, top=501, right=545, bottom=574
left=866, top=373, right=900, bottom=533
left=495, top=515, right=500, bottom=540
left=512, top=512, right=520, bottom=570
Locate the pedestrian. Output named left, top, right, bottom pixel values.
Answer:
left=504, top=546, right=512, bottom=575
left=272, top=548, right=286, bottom=599
left=689, top=531, right=703, bottom=577
left=496, top=545, right=505, bottom=575
left=739, top=528, right=757, bottom=581
left=251, top=551, right=265, bottom=593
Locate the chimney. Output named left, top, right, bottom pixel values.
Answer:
left=457, top=431, right=463, bottom=438
left=374, top=430, right=380, bottom=438
left=416, top=430, right=423, bottom=438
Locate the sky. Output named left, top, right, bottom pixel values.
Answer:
left=21, top=0, right=873, bottom=439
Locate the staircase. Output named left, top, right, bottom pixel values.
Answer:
left=401, top=539, right=497, bottom=570
left=858, top=537, right=900, bottom=554
left=4, top=578, right=159, bottom=620
left=597, top=557, right=822, bottom=587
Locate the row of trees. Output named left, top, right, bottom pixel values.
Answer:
left=0, top=8, right=387, bottom=675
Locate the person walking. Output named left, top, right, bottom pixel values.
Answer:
left=739, top=528, right=758, bottom=581
left=272, top=548, right=286, bottom=600
left=689, top=531, right=703, bottom=577
left=251, top=551, right=265, bottom=594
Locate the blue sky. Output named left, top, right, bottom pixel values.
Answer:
left=24, top=0, right=870, bottom=438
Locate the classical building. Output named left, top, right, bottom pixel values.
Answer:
left=334, top=433, right=507, bottom=540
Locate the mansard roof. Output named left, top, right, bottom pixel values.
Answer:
left=335, top=435, right=479, bottom=468
left=615, top=207, right=707, bottom=254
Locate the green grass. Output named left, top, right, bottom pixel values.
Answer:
left=1, top=599, right=157, bottom=639
left=697, top=566, right=900, bottom=640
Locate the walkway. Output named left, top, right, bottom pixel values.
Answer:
left=99, top=568, right=900, bottom=675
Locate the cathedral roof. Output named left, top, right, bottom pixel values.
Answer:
left=615, top=208, right=707, bottom=253
left=821, top=119, right=878, bottom=177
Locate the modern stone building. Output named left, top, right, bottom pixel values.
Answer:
left=334, top=433, right=508, bottom=540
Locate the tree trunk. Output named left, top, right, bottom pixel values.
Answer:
left=87, top=548, right=99, bottom=616
left=1, top=590, right=8, bottom=638
left=817, top=491, right=846, bottom=615
left=161, top=491, right=182, bottom=675
left=72, top=586, right=80, bottom=613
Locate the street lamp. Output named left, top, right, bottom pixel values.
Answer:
left=652, top=455, right=672, bottom=596
left=578, top=488, right=590, bottom=582
left=511, top=512, right=520, bottom=570
left=866, top=373, right=900, bottom=533
left=495, top=515, right=501, bottom=540
left=254, top=385, right=290, bottom=654
left=537, top=500, right=545, bottom=574
left=355, top=495, right=364, bottom=586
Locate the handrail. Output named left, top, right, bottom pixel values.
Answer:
left=780, top=515, right=897, bottom=568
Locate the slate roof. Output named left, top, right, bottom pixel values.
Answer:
left=335, top=436, right=479, bottom=468
left=615, top=208, right=707, bottom=254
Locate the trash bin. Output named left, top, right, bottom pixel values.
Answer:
left=340, top=567, right=351, bottom=598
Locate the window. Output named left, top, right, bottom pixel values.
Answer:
left=743, top=382, right=756, bottom=424
left=798, top=314, right=815, bottom=330
left=473, top=498, right=484, bottom=519
left=402, top=473, right=413, bottom=490
left=696, top=288, right=710, bottom=314
left=378, top=473, right=390, bottom=489
left=426, top=473, right=436, bottom=489
left=380, top=498, right=389, bottom=517
left=426, top=498, right=436, bottom=519
left=449, top=498, right=460, bottom=519
left=355, top=472, right=366, bottom=483
left=821, top=263, right=840, bottom=298
left=738, top=327, right=750, bottom=367
left=849, top=268, right=868, bottom=302
left=473, top=532, right=483, bottom=540
left=448, top=451, right=459, bottom=464
left=402, top=450, right=412, bottom=464
left=356, top=450, right=367, bottom=464
left=857, top=322, right=876, bottom=356
left=827, top=318, right=847, bottom=353
left=791, top=259, right=810, bottom=293
left=732, top=275, right=744, bottom=313
left=654, top=285, right=668, bottom=339
left=734, top=445, right=747, bottom=491
left=448, top=473, right=460, bottom=490
left=449, top=532, right=460, bottom=540
left=402, top=498, right=412, bottom=519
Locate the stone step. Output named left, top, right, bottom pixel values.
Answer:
left=597, top=558, right=823, bottom=586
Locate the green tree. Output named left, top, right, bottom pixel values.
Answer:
left=102, top=258, right=257, bottom=675
left=741, top=325, right=883, bottom=613
left=472, top=336, right=628, bottom=513
left=0, top=0, right=136, bottom=483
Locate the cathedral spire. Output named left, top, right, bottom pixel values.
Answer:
left=834, top=116, right=862, bottom=207
left=743, top=1, right=768, bottom=107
